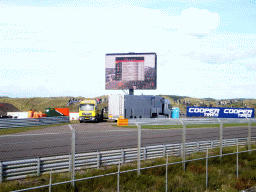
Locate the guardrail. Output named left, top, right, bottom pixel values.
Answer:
left=128, top=117, right=256, bottom=125
left=0, top=116, right=70, bottom=129
left=1, top=136, right=255, bottom=182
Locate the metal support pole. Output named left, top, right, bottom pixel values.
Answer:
left=206, top=148, right=208, bottom=189
left=121, top=149, right=125, bottom=164
left=163, top=144, right=166, bottom=157
left=97, top=151, right=101, bottom=169
left=144, top=147, right=147, bottom=161
left=166, top=154, right=168, bottom=192
left=218, top=119, right=223, bottom=159
left=72, top=128, right=76, bottom=187
left=37, top=157, right=40, bottom=176
left=182, top=122, right=186, bottom=171
left=247, top=118, right=251, bottom=153
left=69, top=153, right=72, bottom=172
left=220, top=122, right=223, bottom=158
left=117, top=160, right=120, bottom=192
left=137, top=123, right=141, bottom=175
left=237, top=138, right=239, bottom=179
left=49, top=169, right=52, bottom=192
left=69, top=124, right=76, bottom=188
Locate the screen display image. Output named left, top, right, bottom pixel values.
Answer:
left=105, top=53, right=157, bottom=90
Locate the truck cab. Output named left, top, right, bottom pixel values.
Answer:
left=79, top=99, right=103, bottom=123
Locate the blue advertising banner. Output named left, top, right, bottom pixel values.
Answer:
left=186, top=107, right=255, bottom=118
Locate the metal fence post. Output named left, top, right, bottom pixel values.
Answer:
left=182, top=121, right=186, bottom=171
left=69, top=124, right=76, bottom=188
left=0, top=161, right=2, bottom=183
left=206, top=148, right=208, bottom=190
left=166, top=154, right=168, bottom=192
left=37, top=157, right=40, bottom=176
left=69, top=153, right=72, bottom=172
left=117, top=160, right=120, bottom=192
left=218, top=119, right=223, bottom=159
left=49, top=169, right=52, bottom=192
left=247, top=118, right=251, bottom=153
left=136, top=123, right=141, bottom=175
left=163, top=144, right=166, bottom=157
left=197, top=141, right=199, bottom=152
left=121, top=149, right=125, bottom=164
left=71, top=128, right=75, bottom=187
left=144, top=147, right=147, bottom=161
left=97, top=151, right=101, bottom=169
left=237, top=138, right=239, bottom=179
left=220, top=122, right=223, bottom=158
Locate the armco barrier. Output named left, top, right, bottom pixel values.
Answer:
left=0, top=116, right=70, bottom=129
left=0, top=137, right=255, bottom=182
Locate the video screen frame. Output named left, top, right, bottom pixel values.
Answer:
left=105, top=52, right=157, bottom=90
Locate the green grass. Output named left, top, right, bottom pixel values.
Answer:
left=0, top=121, right=79, bottom=135
left=0, top=96, right=109, bottom=113
left=1, top=95, right=255, bottom=117
left=163, top=95, right=256, bottom=114
left=114, top=123, right=256, bottom=129
left=1, top=145, right=256, bottom=191
left=1, top=121, right=254, bottom=136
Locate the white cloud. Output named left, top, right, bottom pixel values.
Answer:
left=185, top=47, right=256, bottom=64
left=176, top=7, right=220, bottom=35
left=1, top=3, right=256, bottom=99
left=246, top=63, right=256, bottom=71
left=181, top=32, right=256, bottom=65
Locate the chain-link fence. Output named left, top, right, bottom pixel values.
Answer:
left=0, top=118, right=256, bottom=191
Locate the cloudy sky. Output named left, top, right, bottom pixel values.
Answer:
left=1, top=0, right=256, bottom=99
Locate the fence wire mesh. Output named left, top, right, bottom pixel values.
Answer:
left=0, top=118, right=256, bottom=191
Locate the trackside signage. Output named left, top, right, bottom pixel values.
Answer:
left=186, top=107, right=255, bottom=118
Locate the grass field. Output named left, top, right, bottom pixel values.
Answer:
left=1, top=145, right=256, bottom=192
left=162, top=95, right=256, bottom=115
left=0, top=121, right=80, bottom=135
left=0, top=122, right=254, bottom=136
left=0, top=96, right=109, bottom=113
left=1, top=95, right=255, bottom=116
left=114, top=123, right=256, bottom=129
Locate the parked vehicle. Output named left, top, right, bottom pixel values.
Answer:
left=79, top=99, right=104, bottom=123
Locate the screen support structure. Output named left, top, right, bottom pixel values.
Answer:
left=122, top=89, right=128, bottom=95
left=129, top=88, right=134, bottom=95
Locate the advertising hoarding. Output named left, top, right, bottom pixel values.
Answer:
left=186, top=107, right=255, bottom=118
left=105, top=53, right=157, bottom=90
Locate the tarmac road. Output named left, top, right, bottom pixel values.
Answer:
left=0, top=122, right=255, bottom=161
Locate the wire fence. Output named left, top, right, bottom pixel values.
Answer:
left=0, top=118, right=255, bottom=191
left=11, top=148, right=256, bottom=192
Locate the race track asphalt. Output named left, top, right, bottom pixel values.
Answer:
left=0, top=122, right=255, bottom=161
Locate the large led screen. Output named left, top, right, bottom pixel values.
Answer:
left=105, top=53, right=157, bottom=90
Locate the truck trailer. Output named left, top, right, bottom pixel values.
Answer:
left=108, top=94, right=172, bottom=120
